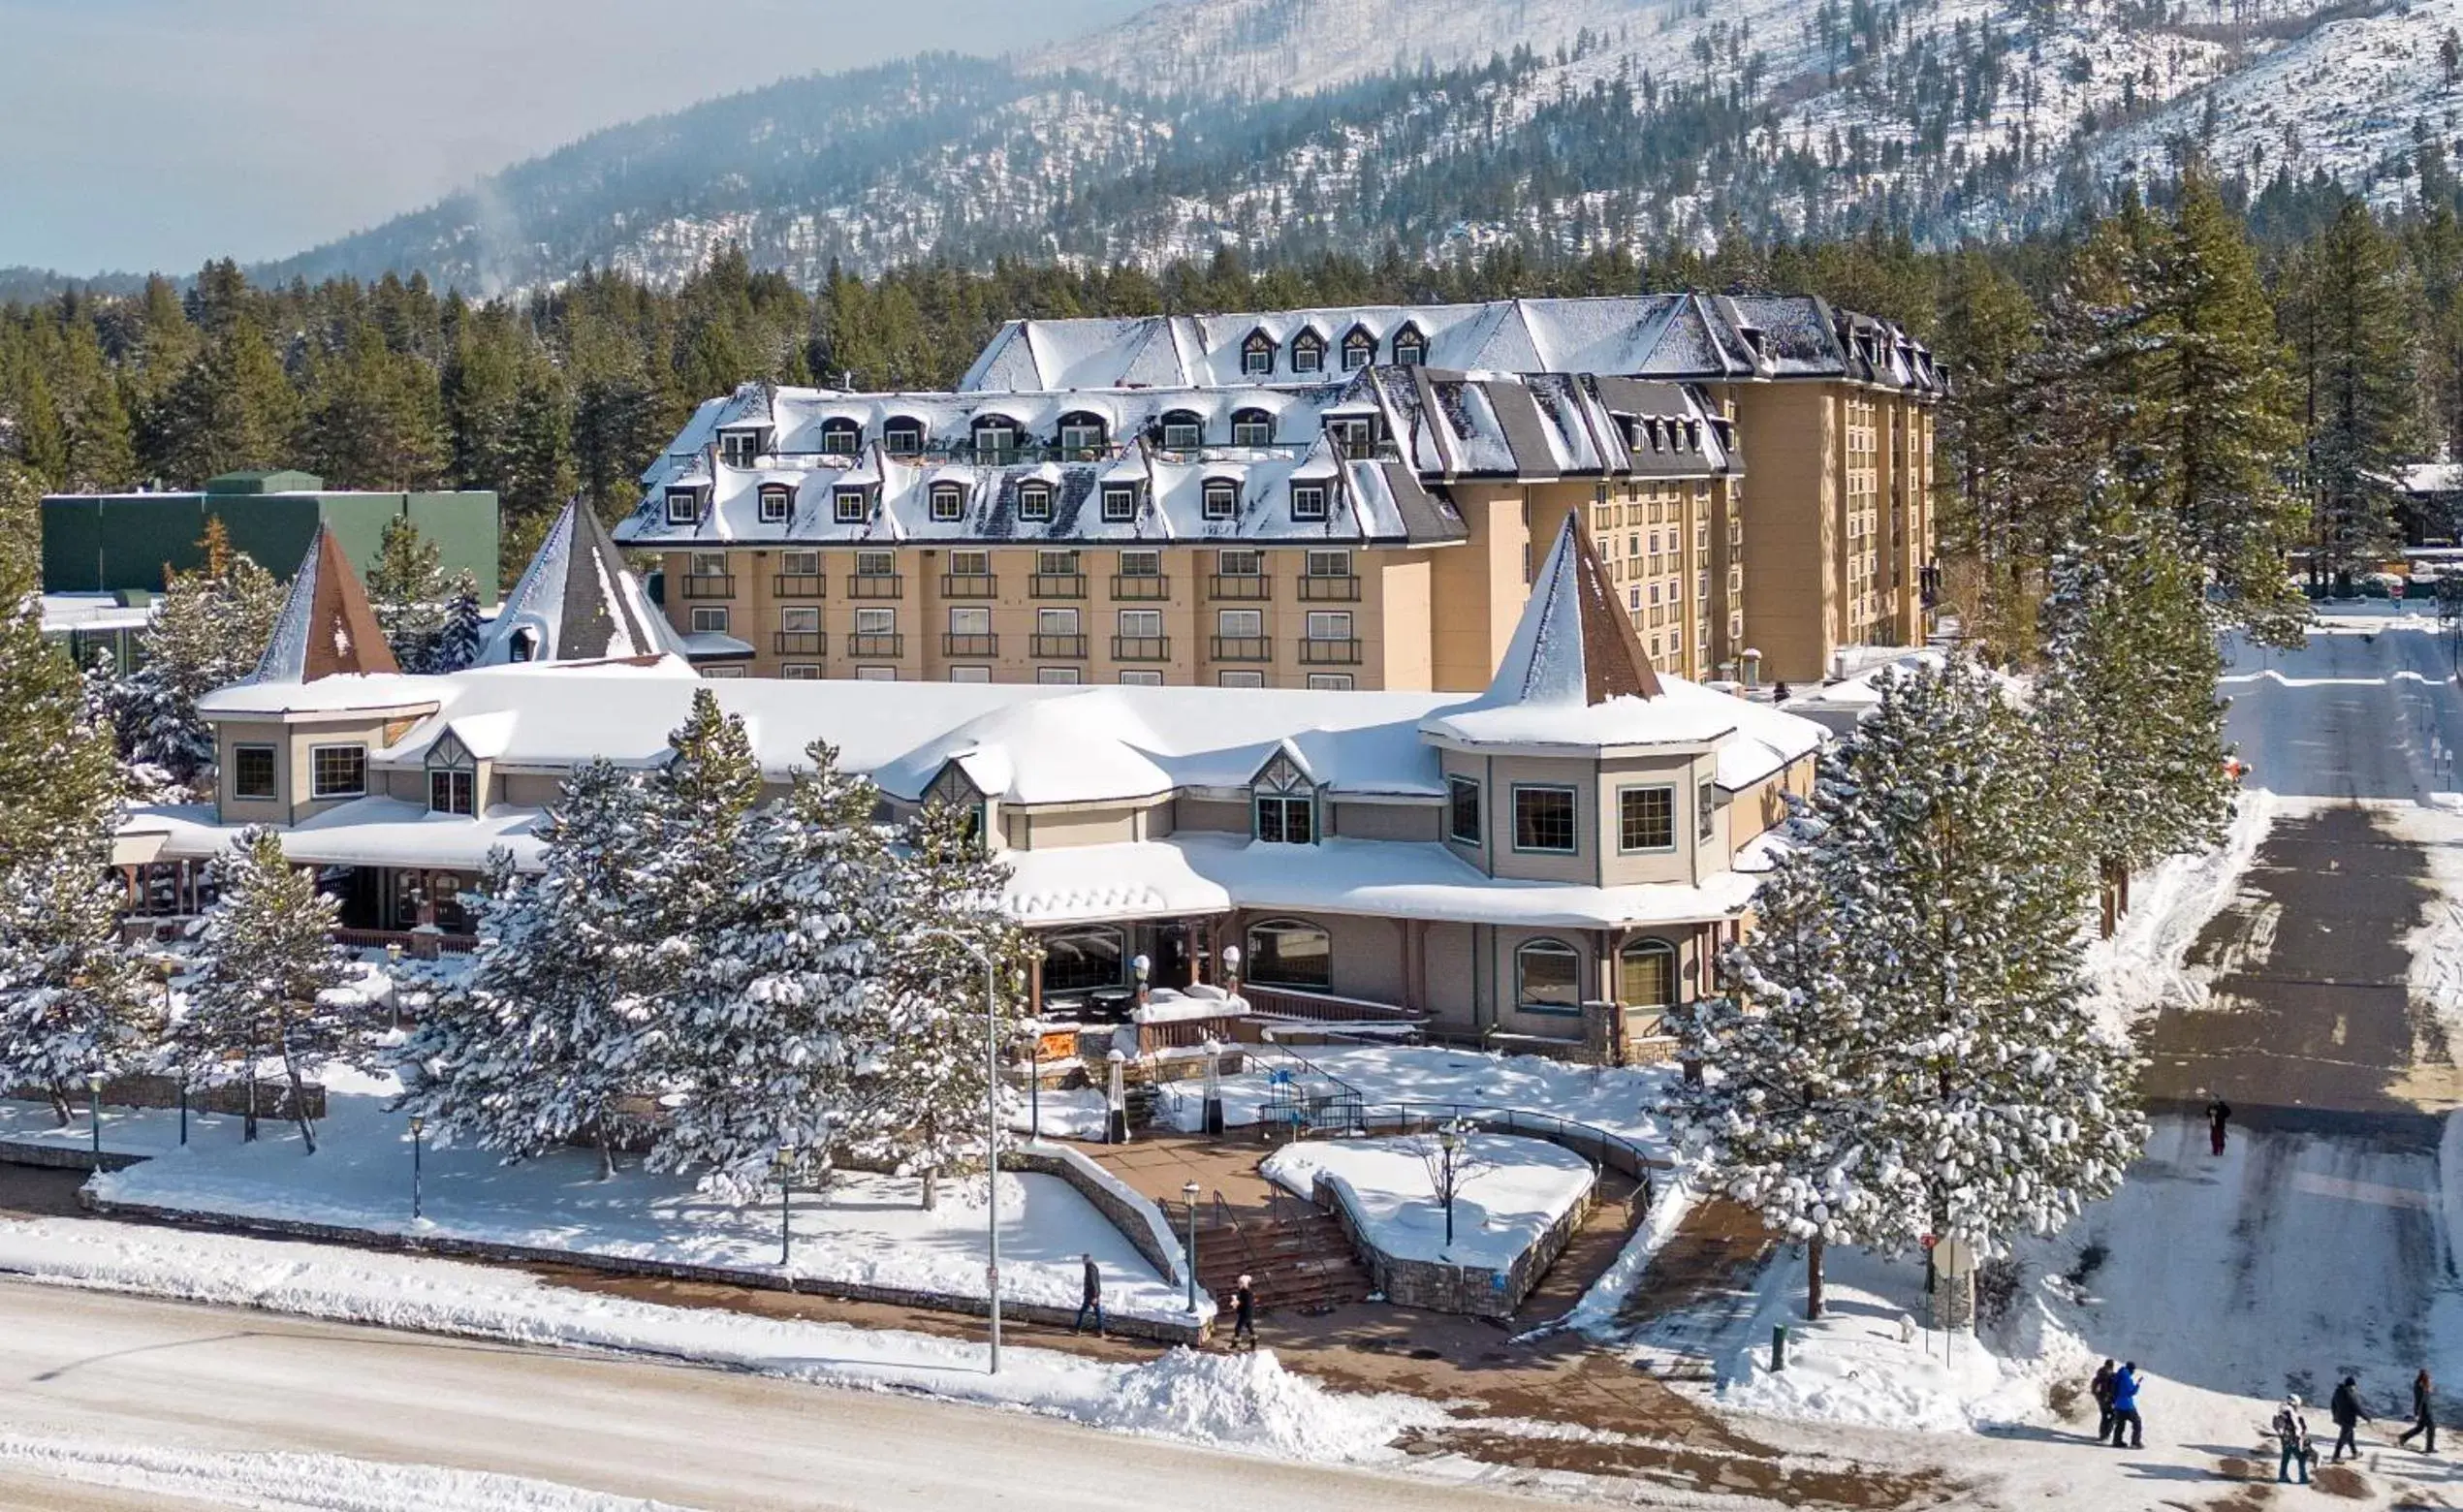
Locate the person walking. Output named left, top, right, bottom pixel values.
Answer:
left=1074, top=1253, right=1104, bottom=1337
left=2330, top=1374, right=2373, bottom=1463
left=1229, top=1274, right=1257, bottom=1353
left=2397, top=1369, right=2437, bottom=1453
left=2108, top=1363, right=2145, bottom=1449
left=2090, top=1360, right=2118, bottom=1444
left=2206, top=1097, right=2232, bottom=1156
left=2275, top=1395, right=2314, bottom=1484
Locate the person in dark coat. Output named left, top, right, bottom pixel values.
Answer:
left=2398, top=1370, right=2437, bottom=1453
left=2107, top=1363, right=2145, bottom=1448
left=2090, top=1360, right=2118, bottom=1444
left=2329, top=1374, right=2372, bottom=1462
left=2205, top=1098, right=2232, bottom=1156
left=1073, top=1253, right=1104, bottom=1337
left=1229, top=1274, right=1257, bottom=1352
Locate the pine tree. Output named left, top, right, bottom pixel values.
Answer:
left=426, top=575, right=485, bottom=674
left=300, top=323, right=446, bottom=490
left=0, top=462, right=122, bottom=869
left=363, top=514, right=448, bottom=670
left=178, top=827, right=357, bottom=1150
left=148, top=318, right=302, bottom=487
left=2289, top=197, right=2422, bottom=589
left=0, top=840, right=157, bottom=1124
left=99, top=519, right=284, bottom=793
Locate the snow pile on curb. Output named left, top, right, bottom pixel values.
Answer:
left=0, top=1433, right=682, bottom=1512
left=2398, top=804, right=2463, bottom=1059
left=2079, top=789, right=2275, bottom=1037
left=0, top=1217, right=1434, bottom=1465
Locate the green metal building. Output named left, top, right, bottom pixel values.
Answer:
left=41, top=470, right=500, bottom=599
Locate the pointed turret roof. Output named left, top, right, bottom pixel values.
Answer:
left=475, top=498, right=686, bottom=667
left=244, top=524, right=399, bottom=684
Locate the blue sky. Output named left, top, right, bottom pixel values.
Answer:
left=0, top=0, right=1152, bottom=274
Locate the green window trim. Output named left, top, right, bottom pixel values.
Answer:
left=1510, top=783, right=1580, bottom=855
left=1617, top=784, right=1678, bottom=854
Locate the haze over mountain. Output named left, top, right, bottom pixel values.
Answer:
left=29, top=0, right=2463, bottom=298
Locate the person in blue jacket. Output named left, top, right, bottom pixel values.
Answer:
left=2107, top=1363, right=2145, bottom=1448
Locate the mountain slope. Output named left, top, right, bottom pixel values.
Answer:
left=248, top=0, right=2463, bottom=296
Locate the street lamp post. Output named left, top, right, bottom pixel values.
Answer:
left=776, top=1143, right=798, bottom=1271
left=915, top=926, right=1006, bottom=1376
left=1105, top=1049, right=1129, bottom=1146
left=409, top=1115, right=426, bottom=1221
left=1183, top=1180, right=1202, bottom=1315
left=86, top=1071, right=104, bottom=1162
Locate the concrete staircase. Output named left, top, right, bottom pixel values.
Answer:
left=1196, top=1200, right=1373, bottom=1315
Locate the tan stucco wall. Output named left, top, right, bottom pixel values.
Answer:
left=1326, top=801, right=1440, bottom=843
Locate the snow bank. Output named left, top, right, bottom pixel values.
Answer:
left=1556, top=1165, right=1698, bottom=1337
left=2077, top=789, right=2275, bottom=1038
left=2398, top=803, right=2463, bottom=1064
left=0, top=1433, right=683, bottom=1512
left=1263, top=1133, right=1592, bottom=1270
left=0, top=1217, right=1443, bottom=1465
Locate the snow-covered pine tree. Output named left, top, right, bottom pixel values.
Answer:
left=400, top=763, right=665, bottom=1178
left=0, top=843, right=158, bottom=1125
left=425, top=573, right=485, bottom=675
left=1831, top=655, right=2145, bottom=1255
left=1669, top=849, right=1891, bottom=1319
left=654, top=740, right=897, bottom=1202
left=363, top=514, right=449, bottom=670
left=99, top=520, right=284, bottom=793
left=851, top=798, right=1030, bottom=1211
left=178, top=827, right=358, bottom=1150
left=0, top=469, right=122, bottom=872
left=2036, top=494, right=2234, bottom=934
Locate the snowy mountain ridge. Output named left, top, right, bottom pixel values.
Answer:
left=234, top=0, right=2463, bottom=297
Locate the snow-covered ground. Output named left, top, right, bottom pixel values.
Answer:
left=2077, top=790, right=2276, bottom=1038
left=0, top=1097, right=241, bottom=1159
left=87, top=1093, right=1189, bottom=1324
left=0, top=1433, right=695, bottom=1512
left=1262, top=1134, right=1594, bottom=1271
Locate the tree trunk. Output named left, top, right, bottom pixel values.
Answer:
left=47, top=1083, right=70, bottom=1128
left=2098, top=857, right=2120, bottom=939
left=594, top=1127, right=616, bottom=1182
left=277, top=1025, right=316, bottom=1155
left=920, top=1113, right=937, bottom=1211
left=242, top=1041, right=259, bottom=1143
left=1806, top=1235, right=1826, bottom=1321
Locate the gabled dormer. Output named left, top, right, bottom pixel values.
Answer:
left=1342, top=324, right=1377, bottom=371
left=426, top=728, right=483, bottom=817
left=1391, top=322, right=1428, bottom=367
left=1250, top=740, right=1317, bottom=845
left=1241, top=329, right=1277, bottom=378
left=927, top=756, right=995, bottom=852
left=1289, top=327, right=1328, bottom=377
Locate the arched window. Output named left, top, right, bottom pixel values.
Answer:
left=1247, top=918, right=1331, bottom=990
left=1290, top=329, right=1327, bottom=376
left=1391, top=323, right=1428, bottom=367
left=1157, top=410, right=1205, bottom=451
left=1618, top=937, right=1677, bottom=1008
left=882, top=417, right=927, bottom=457
left=1041, top=926, right=1126, bottom=996
left=1242, top=329, right=1277, bottom=377
left=1057, top=412, right=1108, bottom=456
left=1516, top=937, right=1583, bottom=1014
left=972, top=417, right=1021, bottom=461
left=1342, top=325, right=1376, bottom=371
left=1230, top=408, right=1275, bottom=447
left=819, top=418, right=863, bottom=457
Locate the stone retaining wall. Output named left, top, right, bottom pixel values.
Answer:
left=1310, top=1169, right=1593, bottom=1319
left=1008, top=1142, right=1197, bottom=1298
left=0, top=1141, right=146, bottom=1173
left=8, top=1076, right=324, bottom=1122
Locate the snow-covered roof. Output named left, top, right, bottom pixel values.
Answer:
left=478, top=499, right=688, bottom=667
left=244, top=524, right=399, bottom=685
left=40, top=593, right=154, bottom=635
left=120, top=799, right=550, bottom=873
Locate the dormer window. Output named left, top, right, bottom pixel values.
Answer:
left=719, top=430, right=763, bottom=468
left=1391, top=324, right=1427, bottom=367
left=819, top=418, right=862, bottom=457
left=930, top=483, right=966, bottom=522
left=882, top=418, right=926, bottom=457
left=1018, top=482, right=1054, bottom=521
left=666, top=488, right=702, bottom=525
left=426, top=732, right=478, bottom=817
left=1736, top=325, right=1765, bottom=358
left=1242, top=330, right=1277, bottom=377
left=1290, top=330, right=1327, bottom=375
left=1058, top=413, right=1107, bottom=456
left=758, top=484, right=792, bottom=523
left=1342, top=326, right=1376, bottom=371
left=1230, top=409, right=1273, bottom=447
left=1253, top=750, right=1315, bottom=845
left=1329, top=417, right=1373, bottom=458
left=1684, top=420, right=1702, bottom=452
left=1101, top=484, right=1139, bottom=522
left=973, top=417, right=1020, bottom=462
left=1159, top=412, right=1203, bottom=451
left=835, top=488, right=869, bottom=523
left=1203, top=478, right=1239, bottom=520
left=1290, top=483, right=1329, bottom=521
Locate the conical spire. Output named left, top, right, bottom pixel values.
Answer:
left=244, top=523, right=400, bottom=684
left=1482, top=512, right=1661, bottom=708
left=476, top=498, right=684, bottom=666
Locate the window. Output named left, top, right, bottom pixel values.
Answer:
left=1036, top=667, right=1081, bottom=685
left=720, top=430, right=761, bottom=467
left=1119, top=549, right=1161, bottom=578
left=1230, top=410, right=1273, bottom=447
left=1306, top=674, right=1353, bottom=690
left=783, top=664, right=823, bottom=681
left=1255, top=792, right=1314, bottom=844
left=855, top=608, right=896, bottom=637
left=1304, top=611, right=1352, bottom=641
left=690, top=551, right=728, bottom=578
left=948, top=549, right=990, bottom=576
left=1101, top=485, right=1139, bottom=522
left=665, top=489, right=700, bottom=525
left=1290, top=484, right=1329, bottom=521
left=856, top=667, right=897, bottom=682
left=1619, top=938, right=1676, bottom=1008
left=1242, top=331, right=1276, bottom=377
left=834, top=488, right=868, bottom=523
left=1516, top=938, right=1583, bottom=1014
left=232, top=744, right=277, bottom=801
left=1697, top=777, right=1717, bottom=842
left=1304, top=549, right=1350, bottom=578
left=1392, top=324, right=1427, bottom=366
left=1037, top=549, right=1080, bottom=577
left=949, top=666, right=992, bottom=684
left=819, top=419, right=862, bottom=457
left=1036, top=607, right=1081, bottom=635
left=758, top=485, right=791, bottom=523
left=1218, top=671, right=1265, bottom=688
left=1342, top=326, right=1376, bottom=370
left=1160, top=413, right=1203, bottom=451
left=704, top=667, right=744, bottom=679
left=1329, top=417, right=1373, bottom=457
left=690, top=607, right=732, bottom=634
left=310, top=744, right=366, bottom=801
left=1118, top=609, right=1163, bottom=638
left=781, top=549, right=821, bottom=576
left=1058, top=414, right=1107, bottom=454
left=1290, top=330, right=1326, bottom=375
left=882, top=418, right=925, bottom=457
left=972, top=418, right=1020, bottom=460
left=931, top=484, right=965, bottom=522
left=429, top=769, right=476, bottom=817
left=948, top=606, right=991, bottom=636
left=781, top=606, right=820, bottom=633
left=1216, top=608, right=1263, bottom=637
left=1218, top=549, right=1262, bottom=577
left=1121, top=670, right=1164, bottom=686
left=1203, top=479, right=1239, bottom=520
left=1018, top=483, right=1053, bottom=521
left=1447, top=775, right=1482, bottom=845
left=1043, top=926, right=1126, bottom=994
left=1513, top=786, right=1578, bottom=853
left=1247, top=919, right=1330, bottom=989
left=855, top=550, right=896, bottom=577
left=1619, top=786, right=1676, bottom=853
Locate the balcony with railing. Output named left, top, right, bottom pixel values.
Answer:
left=772, top=574, right=825, bottom=598
left=847, top=574, right=903, bottom=600
left=1029, top=573, right=1087, bottom=600
left=1209, top=635, right=1271, bottom=662
left=774, top=632, right=825, bottom=657
left=942, top=633, right=998, bottom=658
left=940, top=573, right=998, bottom=599
left=1298, top=575, right=1361, bottom=602
left=1029, top=634, right=1089, bottom=659
left=679, top=574, right=736, bottom=599
left=1299, top=638, right=1362, bottom=666
left=1208, top=575, right=1272, bottom=601
left=1111, top=574, right=1171, bottom=601
left=1111, top=635, right=1170, bottom=662
left=848, top=634, right=904, bottom=659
